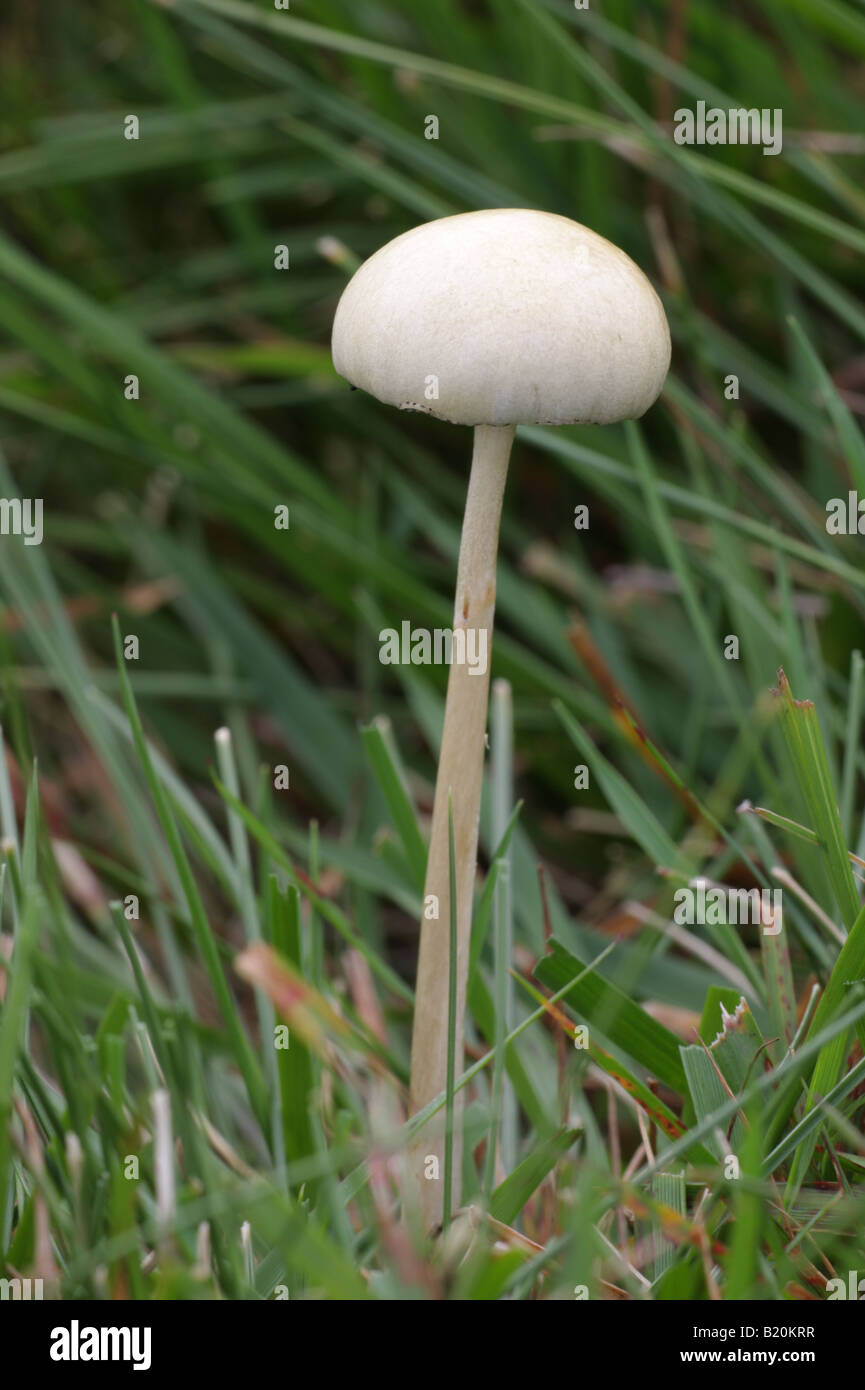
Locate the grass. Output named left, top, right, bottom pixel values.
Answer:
left=0, top=0, right=864, bottom=1300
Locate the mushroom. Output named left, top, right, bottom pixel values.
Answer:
left=331, top=208, right=670, bottom=1230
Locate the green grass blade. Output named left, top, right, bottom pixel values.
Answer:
left=111, top=615, right=269, bottom=1132
left=775, top=668, right=860, bottom=931
left=360, top=718, right=427, bottom=890
left=534, top=940, right=688, bottom=1094
left=489, top=1128, right=578, bottom=1226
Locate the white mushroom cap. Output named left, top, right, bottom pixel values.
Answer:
left=331, top=208, right=670, bottom=428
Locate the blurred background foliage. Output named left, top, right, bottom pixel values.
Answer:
left=1, top=0, right=865, bottom=1298
left=1, top=0, right=863, bottom=886
left=2, top=0, right=864, bottom=918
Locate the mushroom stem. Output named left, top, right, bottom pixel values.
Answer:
left=409, top=422, right=515, bottom=1231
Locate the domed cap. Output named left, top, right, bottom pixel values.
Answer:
left=331, top=208, right=670, bottom=428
